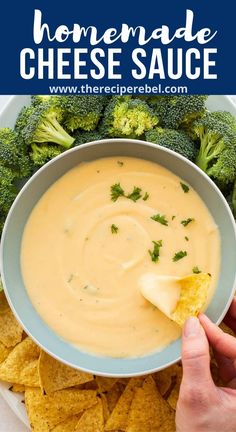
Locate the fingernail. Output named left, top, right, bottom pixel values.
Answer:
left=184, top=317, right=200, bottom=337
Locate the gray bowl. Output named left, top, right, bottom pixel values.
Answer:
left=1, top=139, right=236, bottom=377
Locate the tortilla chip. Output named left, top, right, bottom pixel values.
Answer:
left=0, top=290, right=9, bottom=310
left=127, top=376, right=175, bottom=432
left=155, top=364, right=183, bottom=399
left=167, top=365, right=182, bottom=410
left=74, top=379, right=98, bottom=391
left=119, top=378, right=129, bottom=385
left=106, top=382, right=124, bottom=413
left=101, top=393, right=110, bottom=423
left=105, top=377, right=143, bottom=431
left=51, top=414, right=82, bottom=431
left=96, top=376, right=117, bottom=392
left=38, top=351, right=93, bottom=394
left=159, top=397, right=176, bottom=431
left=171, top=273, right=211, bottom=326
left=0, top=337, right=40, bottom=387
left=220, top=322, right=235, bottom=337
left=25, top=387, right=97, bottom=431
left=0, top=341, right=11, bottom=364
left=0, top=292, right=23, bottom=347
left=81, top=379, right=98, bottom=390
left=159, top=413, right=176, bottom=432
left=152, top=372, right=171, bottom=397
left=9, top=384, right=25, bottom=393
left=75, top=398, right=104, bottom=431
left=21, top=331, right=28, bottom=340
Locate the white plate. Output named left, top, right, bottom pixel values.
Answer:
left=0, top=383, right=29, bottom=428
left=0, top=95, right=236, bottom=428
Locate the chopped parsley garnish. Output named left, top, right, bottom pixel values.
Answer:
left=149, top=240, right=163, bottom=263
left=143, top=192, right=149, bottom=201
left=67, top=274, right=74, bottom=283
left=117, top=160, right=124, bottom=166
left=110, top=183, right=149, bottom=203
left=173, top=250, right=187, bottom=262
left=192, top=266, right=201, bottom=274
left=172, top=215, right=176, bottom=220
left=110, top=183, right=125, bottom=201
left=150, top=213, right=168, bottom=226
left=181, top=218, right=194, bottom=227
left=111, top=224, right=119, bottom=234
left=127, top=186, right=142, bottom=202
left=185, top=236, right=189, bottom=241
left=180, top=182, right=190, bottom=193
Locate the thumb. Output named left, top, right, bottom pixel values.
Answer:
left=181, top=317, right=213, bottom=389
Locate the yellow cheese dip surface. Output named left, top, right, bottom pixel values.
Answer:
left=21, top=157, right=220, bottom=358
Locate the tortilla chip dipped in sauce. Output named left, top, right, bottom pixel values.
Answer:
left=140, top=273, right=211, bottom=326
left=21, top=157, right=220, bottom=357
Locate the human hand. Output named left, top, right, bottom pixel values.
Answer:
left=176, top=298, right=236, bottom=432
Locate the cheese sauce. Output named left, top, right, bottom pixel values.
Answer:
left=21, top=157, right=220, bottom=358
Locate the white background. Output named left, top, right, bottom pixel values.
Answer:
left=0, top=95, right=236, bottom=431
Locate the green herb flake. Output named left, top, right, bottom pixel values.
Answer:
left=148, top=240, right=163, bottom=263
left=111, top=224, right=119, bottom=234
left=172, top=215, right=176, bottom=220
left=127, top=186, right=142, bottom=202
left=117, top=160, right=124, bottom=167
left=67, top=274, right=74, bottom=283
left=143, top=192, right=149, bottom=201
left=181, top=218, right=194, bottom=227
left=173, top=250, right=187, bottom=262
left=150, top=213, right=168, bottom=226
left=185, top=236, right=189, bottom=241
left=192, top=266, right=201, bottom=274
left=110, top=183, right=125, bottom=202
left=180, top=182, right=190, bottom=193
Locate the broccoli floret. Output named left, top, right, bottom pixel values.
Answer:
left=0, top=215, right=5, bottom=236
left=101, top=96, right=158, bottom=138
left=145, top=127, right=197, bottom=161
left=0, top=128, right=32, bottom=178
left=205, top=111, right=236, bottom=131
left=30, top=144, right=62, bottom=167
left=0, top=165, right=17, bottom=214
left=31, top=95, right=55, bottom=106
left=195, top=112, right=236, bottom=189
left=154, top=95, right=207, bottom=129
left=14, top=106, right=35, bottom=140
left=138, top=95, right=169, bottom=106
left=22, top=103, right=74, bottom=149
left=226, top=180, right=236, bottom=219
left=55, top=96, right=107, bottom=132
left=232, top=180, right=236, bottom=218
left=73, top=130, right=105, bottom=146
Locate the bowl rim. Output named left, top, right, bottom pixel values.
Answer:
left=1, top=138, right=236, bottom=377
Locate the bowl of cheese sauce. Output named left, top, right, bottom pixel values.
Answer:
left=1, top=139, right=236, bottom=376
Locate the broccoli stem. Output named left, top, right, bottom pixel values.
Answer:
left=196, top=133, right=225, bottom=173
left=35, top=114, right=74, bottom=149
